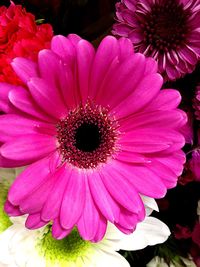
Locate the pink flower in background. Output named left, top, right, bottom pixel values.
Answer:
left=174, top=224, right=192, bottom=240
left=112, top=0, right=200, bottom=81
left=0, top=35, right=186, bottom=241
left=194, top=85, right=200, bottom=120
left=180, top=111, right=193, bottom=145
left=192, top=222, right=200, bottom=248
left=189, top=150, right=200, bottom=182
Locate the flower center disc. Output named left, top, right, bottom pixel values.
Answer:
left=141, top=0, right=189, bottom=52
left=75, top=123, right=101, bottom=152
left=56, top=103, right=118, bottom=169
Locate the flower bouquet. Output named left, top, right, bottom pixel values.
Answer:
left=0, top=1, right=199, bottom=266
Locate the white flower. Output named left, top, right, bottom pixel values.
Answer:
left=147, top=256, right=197, bottom=267
left=0, top=197, right=170, bottom=267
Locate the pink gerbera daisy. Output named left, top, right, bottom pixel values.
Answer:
left=0, top=35, right=186, bottom=242
left=112, top=0, right=200, bottom=81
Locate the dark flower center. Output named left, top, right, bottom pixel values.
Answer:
left=140, top=0, right=190, bottom=52
left=75, top=122, right=101, bottom=152
left=56, top=102, right=118, bottom=169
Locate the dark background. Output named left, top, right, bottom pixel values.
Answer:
left=3, top=0, right=117, bottom=41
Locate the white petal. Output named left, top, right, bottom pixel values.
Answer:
left=0, top=228, right=15, bottom=264
left=118, top=217, right=170, bottom=250
left=141, top=195, right=159, bottom=215
left=93, top=247, right=130, bottom=267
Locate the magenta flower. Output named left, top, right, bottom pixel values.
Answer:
left=189, top=150, right=200, bottom=182
left=0, top=35, right=186, bottom=242
left=194, top=85, right=200, bottom=120
left=112, top=0, right=200, bottom=81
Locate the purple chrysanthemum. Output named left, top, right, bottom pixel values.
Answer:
left=0, top=34, right=186, bottom=242
left=112, top=0, right=200, bottom=81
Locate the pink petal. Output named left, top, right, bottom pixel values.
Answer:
left=113, top=73, right=163, bottom=119
left=0, top=114, right=56, bottom=142
left=91, top=215, right=107, bottom=242
left=89, top=36, right=119, bottom=99
left=0, top=83, right=22, bottom=113
left=111, top=160, right=167, bottom=198
left=11, top=58, right=39, bottom=84
left=96, top=53, right=146, bottom=108
left=179, top=45, right=198, bottom=65
left=123, top=0, right=137, bottom=10
left=117, top=208, right=139, bottom=229
left=67, top=34, right=82, bottom=45
left=9, top=87, right=55, bottom=123
left=118, top=37, right=134, bottom=60
left=88, top=171, right=120, bottom=223
left=114, top=223, right=134, bottom=235
left=119, top=110, right=187, bottom=132
left=154, top=151, right=186, bottom=177
left=1, top=133, right=56, bottom=161
left=52, top=218, right=72, bottom=239
left=115, top=150, right=150, bottom=164
left=7, top=153, right=59, bottom=205
left=38, top=49, right=73, bottom=110
left=0, top=154, right=28, bottom=168
left=25, top=213, right=47, bottom=229
left=41, top=165, right=70, bottom=221
left=77, top=179, right=101, bottom=241
left=143, top=89, right=182, bottom=111
left=38, top=49, right=76, bottom=110
left=144, top=57, right=158, bottom=75
left=119, top=128, right=185, bottom=153
left=60, top=169, right=86, bottom=229
left=148, top=160, right=179, bottom=188
left=51, top=35, right=76, bottom=65
left=28, top=77, right=66, bottom=119
left=165, top=62, right=181, bottom=81
left=19, top=172, right=56, bottom=214
left=76, top=40, right=95, bottom=104
left=4, top=200, right=24, bottom=216
left=101, top=164, right=144, bottom=213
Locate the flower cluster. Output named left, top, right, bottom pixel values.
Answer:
left=0, top=0, right=200, bottom=266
